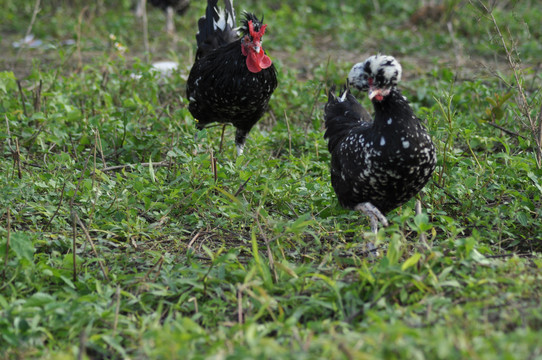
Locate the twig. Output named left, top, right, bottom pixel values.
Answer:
left=115, top=113, right=129, bottom=155
left=219, top=124, right=227, bottom=154
left=187, top=230, right=202, bottom=252
left=88, top=131, right=100, bottom=227
left=43, top=143, right=56, bottom=167
left=74, top=212, right=110, bottom=281
left=485, top=253, right=534, bottom=259
left=237, top=286, right=244, bottom=324
left=256, top=211, right=278, bottom=283
left=96, top=129, right=107, bottom=169
left=2, top=208, right=11, bottom=281
left=322, top=55, right=331, bottom=89
left=17, top=81, right=28, bottom=117
left=14, top=138, right=22, bottom=179
left=5, top=116, right=24, bottom=181
left=370, top=0, right=380, bottom=13
left=446, top=20, right=464, bottom=68
left=91, top=160, right=169, bottom=175
left=69, top=134, right=79, bottom=162
left=189, top=297, right=199, bottom=314
left=43, top=181, right=67, bottom=232
left=24, top=0, right=41, bottom=40
left=269, top=139, right=285, bottom=160
left=100, top=71, right=109, bottom=90
left=16, top=0, right=41, bottom=60
left=76, top=7, right=89, bottom=71
left=234, top=176, right=252, bottom=197
left=135, top=0, right=144, bottom=16
left=486, top=121, right=527, bottom=139
left=142, top=255, right=164, bottom=282
left=538, top=104, right=542, bottom=158
left=5, top=115, right=22, bottom=180
left=284, top=110, right=292, bottom=156
left=69, top=151, right=92, bottom=208
left=153, top=256, right=164, bottom=282
left=77, top=329, right=86, bottom=360
left=112, top=285, right=121, bottom=334
left=72, top=211, right=77, bottom=283
left=307, top=82, right=323, bottom=129
left=4, top=115, right=13, bottom=151
left=141, top=0, right=150, bottom=62
left=210, top=149, right=218, bottom=183
left=415, top=200, right=430, bottom=251
left=33, top=80, right=42, bottom=113
left=431, top=180, right=462, bottom=206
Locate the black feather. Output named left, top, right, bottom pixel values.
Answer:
left=239, top=12, right=264, bottom=35
left=195, top=0, right=236, bottom=59
left=324, top=84, right=371, bottom=153
left=325, top=79, right=436, bottom=215
left=186, top=0, right=277, bottom=154
left=148, top=0, right=190, bottom=15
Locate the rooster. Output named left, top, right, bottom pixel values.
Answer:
left=186, top=0, right=278, bottom=156
left=325, top=55, right=436, bottom=234
left=136, top=0, right=190, bottom=34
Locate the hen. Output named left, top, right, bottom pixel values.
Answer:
left=324, top=55, right=436, bottom=234
left=186, top=0, right=278, bottom=156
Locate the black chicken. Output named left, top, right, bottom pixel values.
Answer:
left=325, top=55, right=436, bottom=234
left=136, top=0, right=190, bottom=34
left=186, top=0, right=278, bottom=155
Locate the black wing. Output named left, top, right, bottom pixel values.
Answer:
left=195, top=0, right=237, bottom=60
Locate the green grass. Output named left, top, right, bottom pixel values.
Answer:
left=1, top=0, right=542, bottom=359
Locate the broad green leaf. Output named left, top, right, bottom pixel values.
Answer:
left=401, top=253, right=422, bottom=271
left=149, top=157, right=155, bottom=183
left=10, top=232, right=34, bottom=261
left=527, top=172, right=542, bottom=193
left=0, top=71, right=16, bottom=93
left=26, top=292, right=56, bottom=307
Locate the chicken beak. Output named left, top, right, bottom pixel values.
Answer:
left=253, top=46, right=261, bottom=53
left=368, top=86, right=390, bottom=101
left=368, top=88, right=381, bottom=101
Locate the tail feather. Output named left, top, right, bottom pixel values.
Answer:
left=195, top=0, right=237, bottom=59
left=223, top=0, right=235, bottom=28
left=324, top=84, right=372, bottom=152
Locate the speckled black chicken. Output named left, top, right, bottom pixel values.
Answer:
left=324, top=55, right=436, bottom=233
left=186, top=0, right=277, bottom=155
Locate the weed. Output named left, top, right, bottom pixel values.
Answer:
left=1, top=0, right=541, bottom=358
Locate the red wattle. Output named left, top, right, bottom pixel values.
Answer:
left=259, top=52, right=272, bottom=69
left=246, top=54, right=261, bottom=73
left=246, top=50, right=272, bottom=73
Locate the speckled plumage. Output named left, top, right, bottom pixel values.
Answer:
left=325, top=55, right=436, bottom=231
left=186, top=0, right=277, bottom=155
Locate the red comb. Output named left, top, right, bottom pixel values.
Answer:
left=248, top=20, right=267, bottom=40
